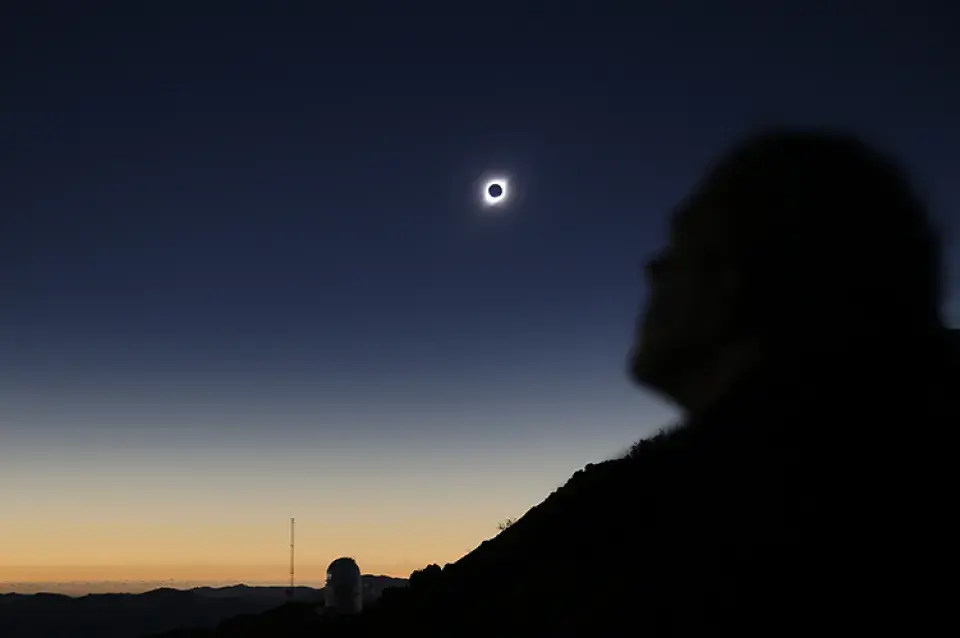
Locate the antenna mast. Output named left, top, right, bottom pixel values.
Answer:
left=287, top=517, right=295, bottom=599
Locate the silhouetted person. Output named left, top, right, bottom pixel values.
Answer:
left=625, top=127, right=957, bottom=633
left=630, top=127, right=951, bottom=415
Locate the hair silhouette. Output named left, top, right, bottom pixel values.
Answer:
left=692, top=128, right=942, bottom=332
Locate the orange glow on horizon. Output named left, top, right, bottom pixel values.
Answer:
left=1, top=424, right=625, bottom=594
left=0, top=514, right=502, bottom=588
left=0, top=562, right=420, bottom=584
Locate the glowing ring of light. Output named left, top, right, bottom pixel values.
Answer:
left=481, top=177, right=510, bottom=207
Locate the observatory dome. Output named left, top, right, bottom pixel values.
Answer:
left=325, top=557, right=363, bottom=615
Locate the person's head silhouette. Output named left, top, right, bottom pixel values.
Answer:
left=630, top=127, right=945, bottom=412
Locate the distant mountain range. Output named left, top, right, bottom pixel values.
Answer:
left=0, top=577, right=406, bottom=638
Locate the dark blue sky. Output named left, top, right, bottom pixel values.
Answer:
left=2, top=0, right=958, bottom=584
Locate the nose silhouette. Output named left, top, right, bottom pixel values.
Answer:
left=645, top=254, right=666, bottom=281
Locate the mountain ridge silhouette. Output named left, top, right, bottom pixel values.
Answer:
left=0, top=577, right=405, bottom=638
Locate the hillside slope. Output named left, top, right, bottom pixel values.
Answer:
left=327, top=340, right=958, bottom=635
left=153, top=331, right=960, bottom=636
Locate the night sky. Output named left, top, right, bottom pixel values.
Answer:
left=3, top=1, right=958, bottom=590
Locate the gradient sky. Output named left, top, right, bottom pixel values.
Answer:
left=2, top=1, right=958, bottom=592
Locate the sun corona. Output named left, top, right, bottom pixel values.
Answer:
left=480, top=176, right=510, bottom=209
